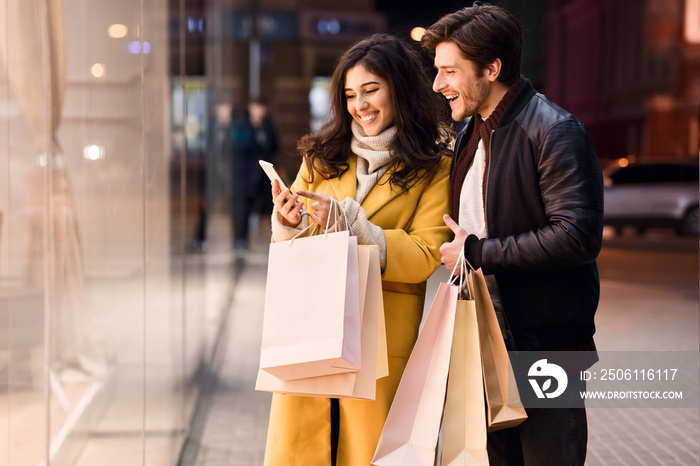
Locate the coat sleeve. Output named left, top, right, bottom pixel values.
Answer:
left=382, top=156, right=452, bottom=284
left=476, top=118, right=604, bottom=273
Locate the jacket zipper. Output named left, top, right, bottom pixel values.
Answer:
left=484, top=129, right=494, bottom=234
left=484, top=128, right=518, bottom=351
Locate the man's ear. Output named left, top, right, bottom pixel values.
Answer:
left=485, top=58, right=502, bottom=83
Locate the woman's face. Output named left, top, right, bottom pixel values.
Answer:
left=344, top=65, right=395, bottom=136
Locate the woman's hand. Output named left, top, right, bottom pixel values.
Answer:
left=272, top=180, right=303, bottom=227
left=297, top=190, right=338, bottom=230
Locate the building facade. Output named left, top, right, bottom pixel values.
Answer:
left=545, top=0, right=700, bottom=161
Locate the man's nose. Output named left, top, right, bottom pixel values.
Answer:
left=432, top=73, right=444, bottom=93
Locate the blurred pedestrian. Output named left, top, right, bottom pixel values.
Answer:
left=263, top=33, right=452, bottom=465
left=230, top=97, right=278, bottom=250
left=423, top=2, right=604, bottom=465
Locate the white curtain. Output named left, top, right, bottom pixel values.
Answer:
left=0, top=0, right=96, bottom=376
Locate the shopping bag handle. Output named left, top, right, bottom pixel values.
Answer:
left=323, top=198, right=353, bottom=236
left=448, top=252, right=472, bottom=298
left=289, top=198, right=352, bottom=245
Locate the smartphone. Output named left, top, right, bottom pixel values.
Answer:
left=259, top=160, right=291, bottom=199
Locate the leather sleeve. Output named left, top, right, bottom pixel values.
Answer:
left=479, top=118, right=604, bottom=273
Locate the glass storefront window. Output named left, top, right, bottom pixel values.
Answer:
left=0, top=0, right=227, bottom=463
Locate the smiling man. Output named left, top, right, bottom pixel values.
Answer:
left=423, top=2, right=605, bottom=465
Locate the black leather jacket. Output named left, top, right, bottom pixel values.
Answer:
left=455, top=78, right=604, bottom=350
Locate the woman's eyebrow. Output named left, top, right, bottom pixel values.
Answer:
left=344, top=81, right=381, bottom=92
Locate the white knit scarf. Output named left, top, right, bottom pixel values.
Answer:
left=350, top=120, right=397, bottom=204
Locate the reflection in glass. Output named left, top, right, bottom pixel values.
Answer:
left=0, top=0, right=227, bottom=463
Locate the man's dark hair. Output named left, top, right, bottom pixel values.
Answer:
left=421, top=1, right=523, bottom=85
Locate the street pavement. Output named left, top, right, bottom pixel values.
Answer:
left=184, top=228, right=700, bottom=466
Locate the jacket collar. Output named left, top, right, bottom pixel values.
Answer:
left=454, top=77, right=537, bottom=157
left=499, top=77, right=537, bottom=127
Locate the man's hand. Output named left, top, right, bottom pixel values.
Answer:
left=439, top=214, right=468, bottom=274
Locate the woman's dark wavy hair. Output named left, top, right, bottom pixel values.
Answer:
left=421, top=2, right=522, bottom=86
left=298, top=33, right=450, bottom=191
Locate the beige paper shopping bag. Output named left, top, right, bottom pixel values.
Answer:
left=256, top=245, right=385, bottom=400
left=356, top=245, right=388, bottom=380
left=356, top=246, right=388, bottom=380
left=469, top=268, right=527, bottom=432
left=374, top=249, right=388, bottom=380
left=372, top=282, right=459, bottom=466
left=441, top=298, right=489, bottom=466
left=259, top=230, right=362, bottom=381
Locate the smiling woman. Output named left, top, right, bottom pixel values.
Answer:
left=261, top=33, right=454, bottom=466
left=344, top=66, right=395, bottom=136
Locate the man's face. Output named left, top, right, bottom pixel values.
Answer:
left=248, top=102, right=267, bottom=125
left=433, top=41, right=491, bottom=122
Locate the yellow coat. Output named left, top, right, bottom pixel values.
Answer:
left=264, top=153, right=452, bottom=466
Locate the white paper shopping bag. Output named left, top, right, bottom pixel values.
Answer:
left=256, top=245, right=385, bottom=399
left=259, top=230, right=361, bottom=381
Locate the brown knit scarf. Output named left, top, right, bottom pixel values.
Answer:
left=451, top=75, right=524, bottom=220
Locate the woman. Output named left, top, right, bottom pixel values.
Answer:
left=264, top=34, right=452, bottom=465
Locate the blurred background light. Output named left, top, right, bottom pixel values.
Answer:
left=187, top=17, right=204, bottom=33
left=317, top=19, right=340, bottom=35
left=83, top=145, right=105, bottom=161
left=108, top=24, right=128, bottom=38
left=128, top=41, right=151, bottom=54
left=410, top=27, right=426, bottom=42
left=686, top=0, right=700, bottom=43
left=90, top=63, right=105, bottom=78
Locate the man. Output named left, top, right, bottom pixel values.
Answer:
left=422, top=3, right=604, bottom=465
